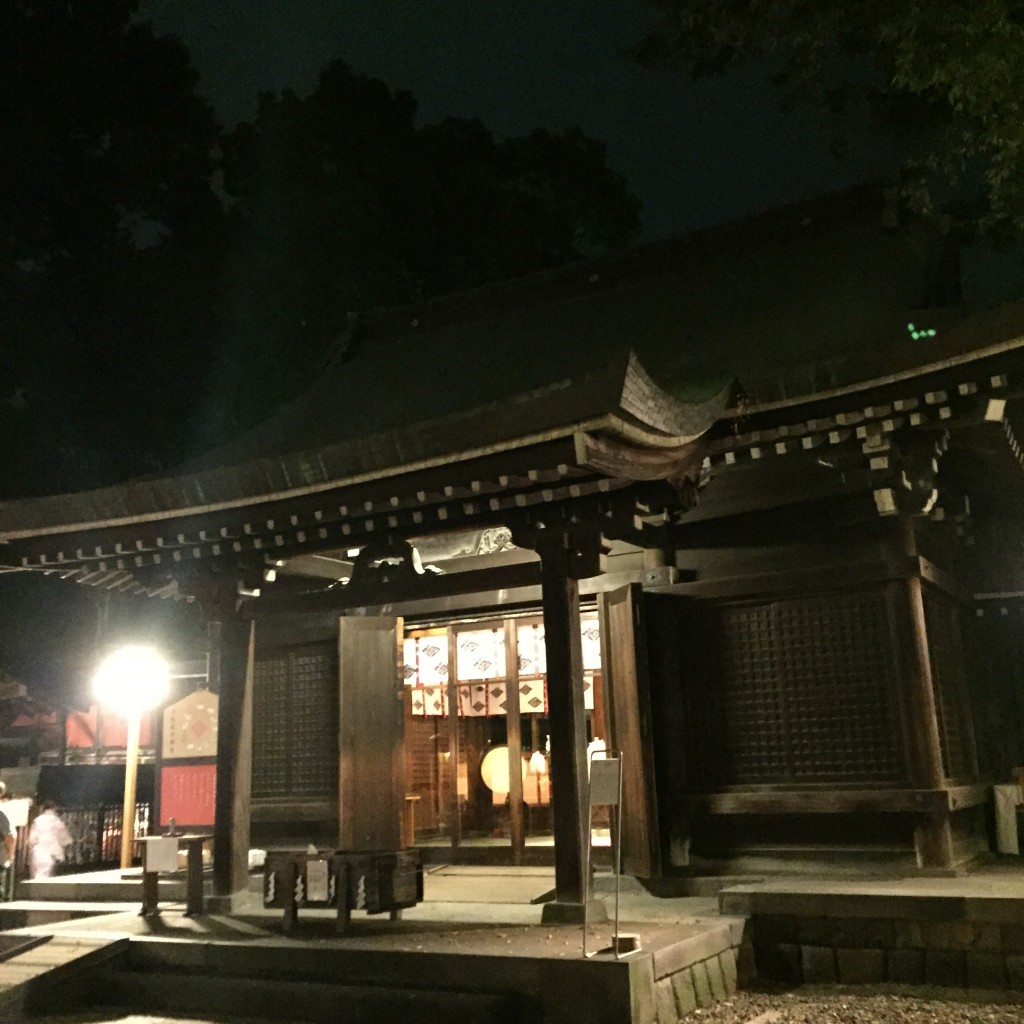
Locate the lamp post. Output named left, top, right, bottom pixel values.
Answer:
left=93, top=645, right=170, bottom=870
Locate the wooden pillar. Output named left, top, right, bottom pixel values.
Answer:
left=535, top=528, right=593, bottom=918
left=445, top=626, right=461, bottom=855
left=211, top=617, right=255, bottom=901
left=889, top=518, right=954, bottom=870
left=503, top=619, right=525, bottom=865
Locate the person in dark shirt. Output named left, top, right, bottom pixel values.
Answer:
left=0, top=782, right=15, bottom=900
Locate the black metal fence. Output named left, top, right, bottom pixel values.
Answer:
left=11, top=802, right=151, bottom=883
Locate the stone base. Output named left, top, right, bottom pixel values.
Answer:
left=541, top=898, right=609, bottom=925
left=588, top=933, right=643, bottom=957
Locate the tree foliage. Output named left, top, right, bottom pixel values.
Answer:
left=1, top=0, right=221, bottom=268
left=1, top=19, right=640, bottom=497
left=210, top=59, right=640, bottom=432
left=638, top=0, right=1024, bottom=231
left=0, top=0, right=225, bottom=495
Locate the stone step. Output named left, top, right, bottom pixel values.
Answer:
left=0, top=900, right=138, bottom=930
left=0, top=935, right=127, bottom=1018
left=17, top=874, right=206, bottom=903
left=86, top=966, right=520, bottom=1024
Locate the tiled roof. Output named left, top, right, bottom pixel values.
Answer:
left=3, top=181, right=1024, bottom=542
left=0, top=350, right=726, bottom=540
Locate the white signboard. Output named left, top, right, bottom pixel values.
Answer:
left=589, top=757, right=622, bottom=807
left=306, top=858, right=330, bottom=903
left=141, top=836, right=179, bottom=873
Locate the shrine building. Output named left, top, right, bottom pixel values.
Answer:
left=4, top=183, right=1024, bottom=916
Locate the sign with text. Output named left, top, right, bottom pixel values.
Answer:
left=589, top=755, right=622, bottom=807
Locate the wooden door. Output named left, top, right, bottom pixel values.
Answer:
left=598, top=584, right=660, bottom=878
left=338, top=615, right=405, bottom=851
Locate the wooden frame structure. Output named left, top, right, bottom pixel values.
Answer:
left=6, top=184, right=1024, bottom=908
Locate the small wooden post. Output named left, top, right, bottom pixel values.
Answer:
left=281, top=859, right=299, bottom=933
left=140, top=868, right=160, bottom=917
left=183, top=837, right=206, bottom=917
left=334, top=859, right=351, bottom=935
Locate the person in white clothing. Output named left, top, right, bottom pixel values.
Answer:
left=27, top=801, right=73, bottom=879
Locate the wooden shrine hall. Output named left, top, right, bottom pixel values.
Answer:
left=6, top=184, right=1024, bottom=914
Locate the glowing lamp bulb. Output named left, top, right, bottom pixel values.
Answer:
left=93, top=645, right=170, bottom=716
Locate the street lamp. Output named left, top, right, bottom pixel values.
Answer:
left=93, top=645, right=170, bottom=870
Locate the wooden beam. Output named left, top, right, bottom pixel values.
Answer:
left=11, top=436, right=584, bottom=565
left=653, top=558, right=917, bottom=602
left=242, top=561, right=542, bottom=618
left=685, top=784, right=989, bottom=815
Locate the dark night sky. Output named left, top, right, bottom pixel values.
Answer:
left=143, top=0, right=893, bottom=240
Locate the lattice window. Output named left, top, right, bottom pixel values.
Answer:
left=692, top=591, right=904, bottom=787
left=253, top=654, right=290, bottom=797
left=923, top=590, right=976, bottom=781
left=717, top=604, right=787, bottom=781
left=253, top=644, right=338, bottom=799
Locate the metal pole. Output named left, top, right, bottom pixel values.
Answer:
left=614, top=752, right=623, bottom=958
left=120, top=712, right=141, bottom=870
left=582, top=748, right=593, bottom=958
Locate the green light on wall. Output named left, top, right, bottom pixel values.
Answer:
left=907, top=322, right=937, bottom=340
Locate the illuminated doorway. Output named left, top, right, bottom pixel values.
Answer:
left=402, top=611, right=605, bottom=861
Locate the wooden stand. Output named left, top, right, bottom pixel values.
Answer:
left=264, top=848, right=423, bottom=934
left=139, top=834, right=211, bottom=917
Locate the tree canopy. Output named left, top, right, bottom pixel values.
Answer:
left=638, top=0, right=1024, bottom=232
left=0, top=17, right=640, bottom=499
left=0, top=0, right=224, bottom=495
left=210, top=60, right=640, bottom=433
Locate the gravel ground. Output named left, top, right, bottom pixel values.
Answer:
left=29, top=986, right=1024, bottom=1024
left=680, top=986, right=1024, bottom=1023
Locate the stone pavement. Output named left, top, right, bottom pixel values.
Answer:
left=0, top=869, right=743, bottom=1024
left=11, top=861, right=1024, bottom=1023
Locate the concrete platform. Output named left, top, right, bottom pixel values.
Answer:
left=718, top=858, right=1024, bottom=990
left=14, top=860, right=1024, bottom=1020
left=17, top=868, right=199, bottom=905
left=0, top=869, right=745, bottom=1024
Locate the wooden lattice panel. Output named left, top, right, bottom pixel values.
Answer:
left=774, top=594, right=902, bottom=780
left=716, top=604, right=787, bottom=781
left=253, top=644, right=338, bottom=799
left=923, top=590, right=976, bottom=781
left=288, top=647, right=339, bottom=796
left=693, top=591, right=904, bottom=787
left=253, top=654, right=290, bottom=797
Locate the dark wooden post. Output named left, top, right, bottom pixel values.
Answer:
left=888, top=518, right=954, bottom=870
left=211, top=616, right=255, bottom=903
left=445, top=627, right=462, bottom=854
left=503, top=619, right=525, bottom=865
left=527, top=520, right=605, bottom=922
